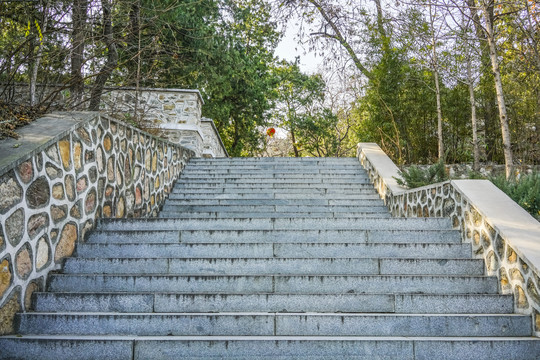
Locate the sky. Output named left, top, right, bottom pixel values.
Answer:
left=274, top=22, right=321, bottom=74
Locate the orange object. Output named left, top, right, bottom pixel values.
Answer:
left=267, top=128, right=276, bottom=137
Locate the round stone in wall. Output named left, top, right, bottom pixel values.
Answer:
left=58, top=140, right=71, bottom=171
left=85, top=150, right=95, bottom=163
left=70, top=200, right=82, bottom=219
left=65, top=174, right=76, bottom=201
left=50, top=204, right=68, bottom=224
left=15, top=243, right=33, bottom=279
left=116, top=196, right=125, bottom=218
left=26, top=176, right=50, bottom=209
left=0, top=258, right=12, bottom=298
left=73, top=141, right=83, bottom=171
left=85, top=188, right=97, bottom=215
left=88, top=166, right=97, bottom=184
left=24, top=279, right=41, bottom=310
left=46, top=144, right=61, bottom=165
left=145, top=149, right=151, bottom=171
left=510, top=268, right=525, bottom=283
left=45, top=162, right=62, bottom=180
left=103, top=203, right=112, bottom=217
left=515, top=285, right=529, bottom=309
left=527, top=278, right=540, bottom=304
left=27, top=212, right=49, bottom=239
left=52, top=183, right=65, bottom=200
left=35, top=236, right=50, bottom=270
left=96, top=146, right=105, bottom=173
left=0, top=171, right=23, bottom=214
left=54, top=223, right=78, bottom=262
left=152, top=152, right=158, bottom=173
left=103, top=134, right=113, bottom=152
left=124, top=157, right=131, bottom=185
left=76, top=175, right=88, bottom=193
left=17, top=161, right=33, bottom=184
left=135, top=185, right=142, bottom=206
left=5, top=208, right=24, bottom=246
left=115, top=162, right=123, bottom=187
left=76, top=127, right=92, bottom=146
left=107, top=156, right=115, bottom=182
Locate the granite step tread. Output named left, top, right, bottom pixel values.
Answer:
left=175, top=179, right=373, bottom=184
left=98, top=217, right=453, bottom=231
left=2, top=336, right=540, bottom=360
left=15, top=312, right=532, bottom=337
left=62, top=257, right=485, bottom=276
left=164, top=199, right=386, bottom=206
left=160, top=205, right=390, bottom=213
left=33, top=292, right=515, bottom=314
left=168, top=193, right=383, bottom=200
left=47, top=274, right=499, bottom=294
left=74, top=242, right=472, bottom=259
left=157, top=212, right=392, bottom=219
left=170, top=188, right=377, bottom=194
left=87, top=229, right=461, bottom=244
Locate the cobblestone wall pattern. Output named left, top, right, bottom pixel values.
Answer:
left=358, top=143, right=540, bottom=333
left=0, top=114, right=194, bottom=334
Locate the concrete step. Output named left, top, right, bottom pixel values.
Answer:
left=163, top=198, right=386, bottom=206
left=175, top=178, right=373, bottom=185
left=189, top=157, right=360, bottom=164
left=87, top=229, right=461, bottom=244
left=157, top=211, right=392, bottom=219
left=16, top=312, right=532, bottom=337
left=47, top=274, right=498, bottom=294
left=168, top=193, right=382, bottom=200
left=74, top=243, right=471, bottom=259
left=2, top=336, right=540, bottom=360
left=181, top=166, right=367, bottom=172
left=180, top=170, right=368, bottom=176
left=98, top=217, right=453, bottom=232
left=169, top=188, right=378, bottom=195
left=62, top=258, right=484, bottom=276
left=33, top=292, right=514, bottom=314
left=179, top=174, right=369, bottom=180
left=171, top=187, right=376, bottom=194
left=172, top=184, right=375, bottom=191
left=160, top=204, right=390, bottom=214
left=187, top=159, right=361, bottom=163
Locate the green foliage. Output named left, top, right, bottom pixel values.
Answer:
left=115, top=0, right=280, bottom=156
left=490, top=172, right=540, bottom=220
left=394, top=161, right=448, bottom=188
left=466, top=171, right=486, bottom=180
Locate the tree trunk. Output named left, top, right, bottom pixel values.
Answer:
left=291, top=128, right=300, bottom=157
left=373, top=0, right=386, bottom=40
left=29, top=4, right=49, bottom=106
left=466, top=0, right=497, bottom=162
left=88, top=0, right=118, bottom=111
left=480, top=0, right=514, bottom=179
left=429, top=1, right=444, bottom=161
left=71, top=0, right=88, bottom=108
left=467, top=55, right=480, bottom=171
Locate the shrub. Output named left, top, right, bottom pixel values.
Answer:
left=394, top=161, right=448, bottom=188
left=490, top=172, right=540, bottom=220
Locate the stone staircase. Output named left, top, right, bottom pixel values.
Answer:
left=1, top=157, right=539, bottom=359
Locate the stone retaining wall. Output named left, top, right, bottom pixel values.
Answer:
left=357, top=143, right=540, bottom=334
left=1, top=85, right=228, bottom=158
left=0, top=112, right=195, bottom=334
